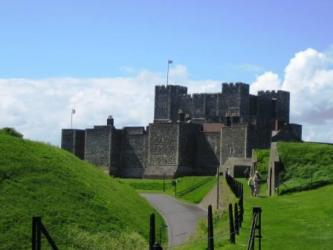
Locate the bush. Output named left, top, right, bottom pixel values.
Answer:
left=0, top=127, right=23, bottom=138
left=255, top=149, right=270, bottom=178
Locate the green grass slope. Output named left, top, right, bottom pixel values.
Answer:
left=278, top=142, right=333, bottom=193
left=0, top=131, right=165, bottom=249
left=177, top=179, right=333, bottom=250
left=254, top=142, right=333, bottom=194
left=119, top=176, right=216, bottom=203
left=224, top=181, right=333, bottom=250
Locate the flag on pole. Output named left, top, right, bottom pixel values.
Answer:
left=72, top=109, right=76, bottom=114
left=168, top=60, right=173, bottom=64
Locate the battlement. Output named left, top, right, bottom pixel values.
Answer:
left=191, top=93, right=220, bottom=98
left=222, top=82, right=249, bottom=94
left=123, top=126, right=146, bottom=135
left=155, top=85, right=188, bottom=95
left=258, top=90, right=290, bottom=98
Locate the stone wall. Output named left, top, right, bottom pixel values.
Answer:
left=221, top=124, right=249, bottom=164
left=205, top=94, right=219, bottom=122
left=179, top=94, right=193, bottom=117
left=119, top=127, right=147, bottom=178
left=177, top=123, right=201, bottom=175
left=61, top=129, right=85, bottom=160
left=196, top=123, right=224, bottom=174
left=85, top=126, right=113, bottom=172
left=192, top=94, right=206, bottom=119
left=146, top=123, right=179, bottom=177
left=110, top=129, right=122, bottom=175
left=267, top=142, right=282, bottom=196
left=258, top=90, right=290, bottom=123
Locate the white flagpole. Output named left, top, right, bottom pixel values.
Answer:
left=166, top=60, right=173, bottom=85
left=70, top=109, right=75, bottom=129
left=167, top=63, right=169, bottom=85
left=70, top=111, right=73, bottom=129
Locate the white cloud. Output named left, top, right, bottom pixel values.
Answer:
left=250, top=71, right=282, bottom=94
left=0, top=66, right=219, bottom=145
left=250, top=48, right=333, bottom=142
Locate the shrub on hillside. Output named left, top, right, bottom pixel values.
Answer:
left=255, top=149, right=270, bottom=178
left=0, top=127, right=23, bottom=138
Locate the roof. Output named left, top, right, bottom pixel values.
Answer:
left=202, top=123, right=225, bottom=132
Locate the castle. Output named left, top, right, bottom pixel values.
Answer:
left=61, top=82, right=302, bottom=178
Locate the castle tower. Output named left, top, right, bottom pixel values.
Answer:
left=221, top=82, right=250, bottom=125
left=154, top=85, right=188, bottom=123
left=257, top=90, right=290, bottom=129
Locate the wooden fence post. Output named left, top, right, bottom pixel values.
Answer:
left=253, top=207, right=262, bottom=250
left=208, top=205, right=214, bottom=250
left=149, top=213, right=156, bottom=250
left=234, top=203, right=239, bottom=235
left=228, top=204, right=235, bottom=244
left=32, top=217, right=41, bottom=250
left=153, top=242, right=163, bottom=250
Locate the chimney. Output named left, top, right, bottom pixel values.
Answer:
left=178, top=109, right=185, bottom=123
left=107, top=115, right=114, bottom=126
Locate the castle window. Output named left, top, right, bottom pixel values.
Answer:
left=226, top=117, right=231, bottom=126
left=232, top=116, right=240, bottom=124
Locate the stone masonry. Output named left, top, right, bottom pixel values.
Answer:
left=61, top=82, right=302, bottom=178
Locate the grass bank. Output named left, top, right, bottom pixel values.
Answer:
left=0, top=130, right=166, bottom=249
left=254, top=142, right=333, bottom=194
left=278, top=142, right=333, bottom=193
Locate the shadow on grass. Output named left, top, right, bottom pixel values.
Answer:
left=279, top=179, right=333, bottom=195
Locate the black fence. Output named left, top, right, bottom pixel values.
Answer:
left=149, top=213, right=163, bottom=250
left=225, top=173, right=243, bottom=198
left=32, top=217, right=58, bottom=250
left=247, top=207, right=262, bottom=250
left=225, top=174, right=245, bottom=245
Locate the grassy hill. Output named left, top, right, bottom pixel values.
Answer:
left=277, top=142, right=333, bottom=193
left=0, top=130, right=165, bottom=249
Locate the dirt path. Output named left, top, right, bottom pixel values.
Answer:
left=141, top=193, right=206, bottom=248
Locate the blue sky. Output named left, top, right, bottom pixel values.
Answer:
left=1, top=0, right=333, bottom=144
left=1, top=0, right=332, bottom=81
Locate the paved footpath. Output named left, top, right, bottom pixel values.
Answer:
left=141, top=193, right=206, bottom=248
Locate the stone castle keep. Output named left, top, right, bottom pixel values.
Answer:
left=61, top=82, right=302, bottom=178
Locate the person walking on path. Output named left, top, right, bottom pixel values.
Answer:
left=248, top=175, right=255, bottom=196
left=253, top=171, right=261, bottom=197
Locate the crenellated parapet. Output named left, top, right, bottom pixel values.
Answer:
left=222, top=82, right=249, bottom=95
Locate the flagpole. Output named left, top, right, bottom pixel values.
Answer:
left=70, top=111, right=73, bottom=129
left=167, top=61, right=170, bottom=85
left=166, top=60, right=173, bottom=85
left=70, top=109, right=76, bottom=129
